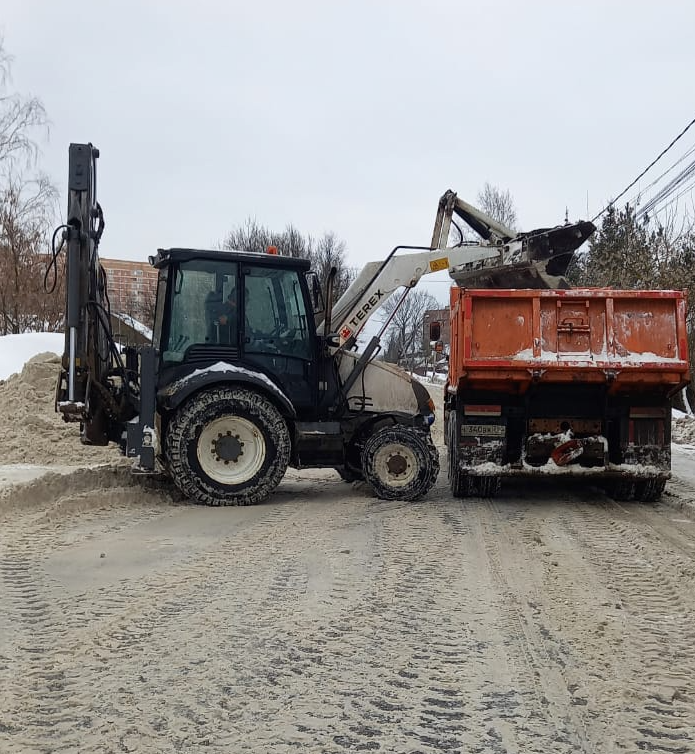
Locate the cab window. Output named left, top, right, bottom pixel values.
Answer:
left=244, top=266, right=312, bottom=360
left=162, top=260, right=238, bottom=364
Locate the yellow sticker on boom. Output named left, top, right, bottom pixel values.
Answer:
left=429, top=257, right=449, bottom=272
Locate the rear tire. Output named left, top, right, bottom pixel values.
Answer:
left=608, top=479, right=636, bottom=502
left=447, top=414, right=501, bottom=498
left=165, top=387, right=290, bottom=506
left=448, top=414, right=467, bottom=498
left=477, top=476, right=502, bottom=498
left=634, top=477, right=666, bottom=502
left=362, top=425, right=439, bottom=501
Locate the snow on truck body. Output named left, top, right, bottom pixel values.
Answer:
left=444, top=288, right=690, bottom=501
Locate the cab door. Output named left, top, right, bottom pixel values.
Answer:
left=241, top=265, right=317, bottom=415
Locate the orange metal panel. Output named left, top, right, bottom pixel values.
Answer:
left=612, top=298, right=678, bottom=358
left=469, top=298, right=533, bottom=358
left=448, top=288, right=690, bottom=394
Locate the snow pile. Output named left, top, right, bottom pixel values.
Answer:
left=672, top=410, right=695, bottom=445
left=415, top=377, right=445, bottom=448
left=0, top=332, right=65, bottom=381
left=0, top=351, right=117, bottom=465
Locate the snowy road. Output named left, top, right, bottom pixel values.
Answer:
left=1, top=458, right=695, bottom=753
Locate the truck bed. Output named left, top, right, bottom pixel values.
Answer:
left=445, top=288, right=690, bottom=500
left=448, top=288, right=690, bottom=395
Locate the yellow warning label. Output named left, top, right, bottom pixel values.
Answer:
left=429, top=257, right=449, bottom=272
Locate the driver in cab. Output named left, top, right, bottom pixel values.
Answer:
left=206, top=289, right=238, bottom=345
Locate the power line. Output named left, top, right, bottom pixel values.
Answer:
left=637, top=143, right=695, bottom=197
left=637, top=156, right=695, bottom=219
left=648, top=177, right=695, bottom=218
left=592, top=114, right=695, bottom=223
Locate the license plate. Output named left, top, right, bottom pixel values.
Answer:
left=462, top=424, right=506, bottom=437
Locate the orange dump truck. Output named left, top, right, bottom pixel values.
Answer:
left=444, top=288, right=690, bottom=501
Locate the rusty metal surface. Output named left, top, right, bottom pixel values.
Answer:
left=448, top=288, right=690, bottom=394
left=528, top=418, right=602, bottom=434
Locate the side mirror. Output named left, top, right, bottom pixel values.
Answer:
left=306, top=271, right=324, bottom=313
left=429, top=321, right=441, bottom=342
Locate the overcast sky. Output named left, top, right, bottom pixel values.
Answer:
left=3, top=0, right=695, bottom=304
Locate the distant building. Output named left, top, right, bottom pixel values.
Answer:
left=100, top=258, right=158, bottom=322
left=422, top=307, right=450, bottom=352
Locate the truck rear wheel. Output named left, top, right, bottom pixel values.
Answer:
left=165, top=387, right=290, bottom=506
left=361, top=425, right=439, bottom=501
left=448, top=415, right=467, bottom=498
left=608, top=479, right=635, bottom=501
left=447, top=414, right=501, bottom=498
left=634, top=477, right=666, bottom=502
left=476, top=476, right=502, bottom=497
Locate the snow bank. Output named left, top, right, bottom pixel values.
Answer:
left=0, top=339, right=116, bottom=465
left=672, top=410, right=695, bottom=445
left=0, top=332, right=65, bottom=381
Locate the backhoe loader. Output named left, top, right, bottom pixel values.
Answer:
left=56, top=143, right=593, bottom=505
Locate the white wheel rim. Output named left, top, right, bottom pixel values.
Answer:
left=373, top=442, right=418, bottom=488
left=197, top=416, right=266, bottom=485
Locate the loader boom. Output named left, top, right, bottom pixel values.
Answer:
left=331, top=190, right=595, bottom=348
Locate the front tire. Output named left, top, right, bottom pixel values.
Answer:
left=361, top=425, right=439, bottom=501
left=165, top=387, right=290, bottom=506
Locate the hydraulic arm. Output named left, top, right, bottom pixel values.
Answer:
left=56, top=143, right=138, bottom=445
left=330, top=190, right=595, bottom=348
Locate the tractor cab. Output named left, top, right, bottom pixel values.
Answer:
left=151, top=248, right=321, bottom=415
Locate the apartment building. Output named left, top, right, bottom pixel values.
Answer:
left=101, top=258, right=158, bottom=322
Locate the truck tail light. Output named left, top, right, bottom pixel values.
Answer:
left=464, top=404, right=502, bottom=416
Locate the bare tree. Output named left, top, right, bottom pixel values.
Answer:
left=0, top=172, right=60, bottom=334
left=309, top=232, right=356, bottom=304
left=0, top=39, right=57, bottom=335
left=222, top=218, right=309, bottom=259
left=0, top=38, right=48, bottom=173
left=118, top=285, right=156, bottom=330
left=476, top=182, right=518, bottom=230
left=381, top=288, right=440, bottom=371
left=221, top=218, right=355, bottom=300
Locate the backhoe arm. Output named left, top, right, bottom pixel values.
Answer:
left=56, top=143, right=136, bottom=444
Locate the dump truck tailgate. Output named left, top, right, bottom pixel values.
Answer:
left=448, top=288, right=690, bottom=394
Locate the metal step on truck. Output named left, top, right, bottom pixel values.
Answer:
left=445, top=287, right=691, bottom=501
